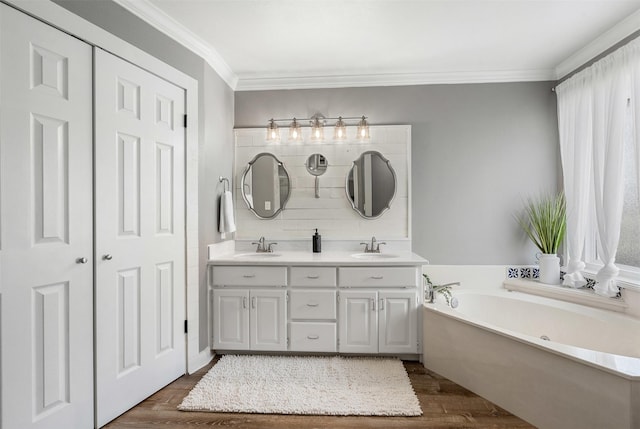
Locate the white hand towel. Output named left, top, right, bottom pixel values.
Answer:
left=219, top=190, right=236, bottom=239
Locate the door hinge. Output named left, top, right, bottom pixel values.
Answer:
left=183, top=114, right=187, bottom=128
left=184, top=320, right=188, bottom=334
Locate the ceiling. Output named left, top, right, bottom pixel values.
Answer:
left=114, top=0, right=640, bottom=90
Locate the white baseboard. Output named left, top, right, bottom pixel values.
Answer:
left=188, top=349, right=215, bottom=375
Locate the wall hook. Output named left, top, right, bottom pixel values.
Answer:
left=219, top=176, right=230, bottom=192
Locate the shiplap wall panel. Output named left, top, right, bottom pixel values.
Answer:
left=234, top=125, right=410, bottom=240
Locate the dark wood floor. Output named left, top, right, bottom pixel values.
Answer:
left=104, top=357, right=536, bottom=429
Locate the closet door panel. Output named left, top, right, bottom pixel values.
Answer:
left=94, top=48, right=186, bottom=427
left=0, top=4, right=93, bottom=429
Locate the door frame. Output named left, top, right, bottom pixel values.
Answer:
left=3, top=0, right=208, bottom=373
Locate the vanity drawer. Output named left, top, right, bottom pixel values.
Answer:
left=211, top=266, right=287, bottom=286
left=289, top=290, right=337, bottom=320
left=290, top=267, right=336, bottom=287
left=338, top=267, right=419, bottom=288
left=289, top=322, right=337, bottom=352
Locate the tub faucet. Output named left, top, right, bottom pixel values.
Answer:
left=424, top=274, right=459, bottom=307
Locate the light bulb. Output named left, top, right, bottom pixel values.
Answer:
left=266, top=119, right=280, bottom=142
left=310, top=117, right=324, bottom=142
left=333, top=116, right=347, bottom=141
left=289, top=118, right=302, bottom=142
left=356, top=116, right=370, bottom=141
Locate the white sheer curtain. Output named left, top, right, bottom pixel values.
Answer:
left=591, top=54, right=628, bottom=297
left=556, top=76, right=592, bottom=289
left=556, top=38, right=640, bottom=297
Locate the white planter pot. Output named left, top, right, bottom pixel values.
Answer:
left=538, top=253, right=560, bottom=285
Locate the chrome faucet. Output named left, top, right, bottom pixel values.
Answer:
left=360, top=236, right=386, bottom=253
left=423, top=274, right=459, bottom=307
left=251, top=236, right=277, bottom=253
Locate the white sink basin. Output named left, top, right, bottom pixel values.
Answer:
left=351, top=253, right=398, bottom=259
left=234, top=252, right=281, bottom=258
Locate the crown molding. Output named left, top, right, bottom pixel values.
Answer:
left=112, top=0, right=556, bottom=91
left=234, top=69, right=556, bottom=91
left=112, top=0, right=238, bottom=89
left=555, top=7, right=640, bottom=80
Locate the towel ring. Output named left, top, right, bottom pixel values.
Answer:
left=219, top=176, right=230, bottom=192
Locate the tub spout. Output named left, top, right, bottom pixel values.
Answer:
left=441, top=282, right=461, bottom=288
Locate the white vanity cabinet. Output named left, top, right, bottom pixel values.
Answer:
left=211, top=266, right=287, bottom=351
left=288, top=266, right=338, bottom=352
left=212, top=289, right=249, bottom=349
left=338, top=267, right=419, bottom=354
left=212, top=289, right=288, bottom=351
left=338, top=291, right=419, bottom=353
left=209, top=258, right=423, bottom=357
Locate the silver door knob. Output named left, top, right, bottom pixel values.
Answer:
left=102, top=254, right=113, bottom=261
left=76, top=257, right=88, bottom=264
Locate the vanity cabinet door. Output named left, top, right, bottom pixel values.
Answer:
left=250, top=290, right=287, bottom=351
left=338, top=291, right=378, bottom=353
left=212, top=289, right=250, bottom=350
left=378, top=291, right=418, bottom=353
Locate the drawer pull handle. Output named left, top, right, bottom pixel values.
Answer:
left=307, top=335, right=320, bottom=340
left=371, top=275, right=384, bottom=280
left=306, top=303, right=319, bottom=307
left=380, top=298, right=385, bottom=311
left=243, top=274, right=256, bottom=278
left=243, top=297, right=248, bottom=309
left=252, top=297, right=256, bottom=309
left=307, top=275, right=320, bottom=279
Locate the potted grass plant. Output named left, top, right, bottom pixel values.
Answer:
left=516, top=192, right=566, bottom=285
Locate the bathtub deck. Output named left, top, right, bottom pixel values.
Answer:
left=103, top=358, right=535, bottom=429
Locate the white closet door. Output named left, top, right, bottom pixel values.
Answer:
left=0, top=4, right=94, bottom=429
left=94, top=48, right=186, bottom=427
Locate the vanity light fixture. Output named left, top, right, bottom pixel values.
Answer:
left=334, top=116, right=347, bottom=141
left=264, top=114, right=369, bottom=143
left=288, top=118, right=303, bottom=142
left=356, top=115, right=370, bottom=141
left=266, top=119, right=280, bottom=142
left=310, top=117, right=324, bottom=142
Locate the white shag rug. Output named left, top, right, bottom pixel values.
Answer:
left=178, top=355, right=422, bottom=416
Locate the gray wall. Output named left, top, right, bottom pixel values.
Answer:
left=201, top=65, right=234, bottom=350
left=53, top=0, right=235, bottom=352
left=235, top=83, right=560, bottom=265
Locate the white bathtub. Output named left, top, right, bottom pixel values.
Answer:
left=423, top=288, right=640, bottom=429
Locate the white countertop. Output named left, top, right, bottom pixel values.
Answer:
left=208, top=250, right=428, bottom=266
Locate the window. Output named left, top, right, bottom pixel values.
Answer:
left=557, top=38, right=640, bottom=293
left=616, top=117, right=640, bottom=271
left=585, top=100, right=640, bottom=283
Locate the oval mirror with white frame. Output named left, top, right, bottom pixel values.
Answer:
left=241, top=152, right=291, bottom=219
left=346, top=150, right=396, bottom=219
